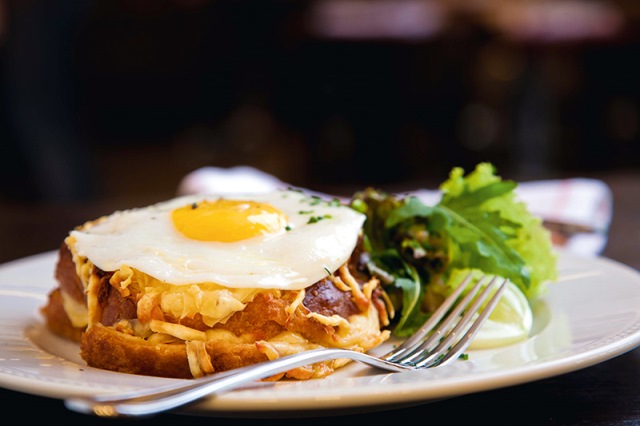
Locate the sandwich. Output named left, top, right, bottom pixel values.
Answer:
left=42, top=162, right=558, bottom=381
left=41, top=189, right=392, bottom=380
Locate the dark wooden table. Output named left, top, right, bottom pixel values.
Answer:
left=1, top=170, right=639, bottom=425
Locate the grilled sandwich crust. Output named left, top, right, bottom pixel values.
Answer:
left=42, top=241, right=390, bottom=379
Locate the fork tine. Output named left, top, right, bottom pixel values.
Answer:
left=391, top=274, right=489, bottom=365
left=433, top=277, right=509, bottom=366
left=413, top=276, right=509, bottom=368
left=395, top=274, right=485, bottom=365
left=382, top=272, right=474, bottom=362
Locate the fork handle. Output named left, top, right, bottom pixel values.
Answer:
left=64, top=348, right=404, bottom=417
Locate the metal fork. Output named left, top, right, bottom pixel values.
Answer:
left=64, top=274, right=509, bottom=417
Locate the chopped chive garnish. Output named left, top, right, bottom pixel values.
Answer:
left=308, top=214, right=332, bottom=224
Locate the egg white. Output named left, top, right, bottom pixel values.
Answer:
left=69, top=189, right=365, bottom=290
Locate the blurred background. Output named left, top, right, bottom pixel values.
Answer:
left=0, top=0, right=639, bottom=264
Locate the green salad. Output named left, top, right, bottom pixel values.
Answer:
left=351, top=163, right=558, bottom=346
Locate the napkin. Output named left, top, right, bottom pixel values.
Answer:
left=515, top=178, right=612, bottom=256
left=177, top=166, right=286, bottom=195
left=177, top=166, right=613, bottom=256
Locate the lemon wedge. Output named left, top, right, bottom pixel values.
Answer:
left=468, top=280, right=533, bottom=349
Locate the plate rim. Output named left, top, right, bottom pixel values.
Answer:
left=1, top=250, right=640, bottom=415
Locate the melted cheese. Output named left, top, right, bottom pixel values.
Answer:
left=59, top=292, right=88, bottom=328
left=111, top=266, right=269, bottom=327
left=64, top=237, right=390, bottom=379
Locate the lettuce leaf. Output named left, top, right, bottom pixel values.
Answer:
left=352, top=162, right=557, bottom=337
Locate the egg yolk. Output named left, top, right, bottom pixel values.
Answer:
left=172, top=199, right=288, bottom=242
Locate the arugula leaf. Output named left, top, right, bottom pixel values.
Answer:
left=438, top=163, right=556, bottom=298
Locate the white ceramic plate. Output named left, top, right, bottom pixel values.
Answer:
left=1, top=250, right=640, bottom=417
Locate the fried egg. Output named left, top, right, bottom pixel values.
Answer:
left=69, top=189, right=365, bottom=290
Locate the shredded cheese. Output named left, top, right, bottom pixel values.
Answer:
left=338, top=264, right=370, bottom=312
left=185, top=340, right=214, bottom=378
left=307, top=312, right=350, bottom=328
left=59, top=291, right=88, bottom=328
left=186, top=340, right=204, bottom=378
left=149, top=319, right=207, bottom=341
left=109, top=265, right=134, bottom=297
left=286, top=289, right=306, bottom=316
left=327, top=273, right=351, bottom=292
